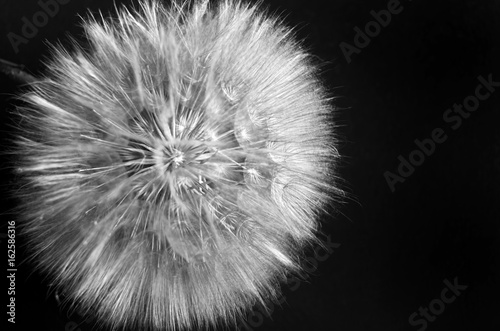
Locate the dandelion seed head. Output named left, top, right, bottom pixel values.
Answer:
left=14, top=1, right=341, bottom=330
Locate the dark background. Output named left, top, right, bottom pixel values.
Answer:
left=1, top=0, right=499, bottom=330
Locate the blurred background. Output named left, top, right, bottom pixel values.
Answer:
left=1, top=0, right=499, bottom=330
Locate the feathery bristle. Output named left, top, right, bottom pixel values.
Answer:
left=14, top=0, right=340, bottom=330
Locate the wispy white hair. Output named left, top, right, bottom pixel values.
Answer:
left=14, top=0, right=340, bottom=330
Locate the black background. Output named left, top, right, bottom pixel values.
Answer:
left=1, top=0, right=499, bottom=330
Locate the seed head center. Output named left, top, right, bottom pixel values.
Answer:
left=172, top=149, right=185, bottom=167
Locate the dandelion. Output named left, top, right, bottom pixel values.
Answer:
left=14, top=0, right=341, bottom=330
